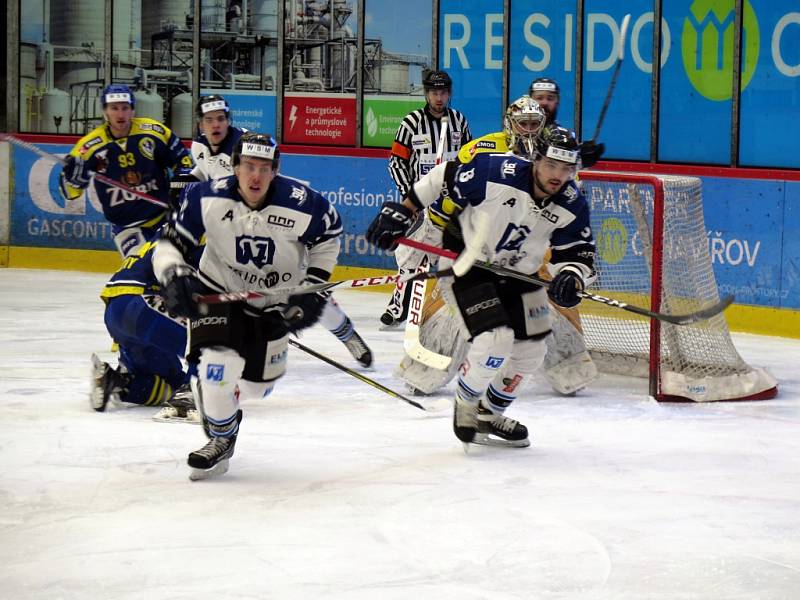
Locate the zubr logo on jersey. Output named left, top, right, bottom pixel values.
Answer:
left=682, top=0, right=759, bottom=100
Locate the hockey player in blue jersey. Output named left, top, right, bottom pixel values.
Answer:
left=153, top=133, right=344, bottom=479
left=184, top=94, right=372, bottom=368
left=367, top=127, right=596, bottom=449
left=59, top=84, right=194, bottom=257
left=90, top=240, right=196, bottom=420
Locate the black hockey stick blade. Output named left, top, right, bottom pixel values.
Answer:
left=287, top=338, right=429, bottom=411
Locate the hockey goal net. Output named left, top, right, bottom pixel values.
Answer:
left=578, top=171, right=777, bottom=402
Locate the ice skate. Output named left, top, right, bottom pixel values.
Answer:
left=152, top=383, right=200, bottom=424
left=90, top=353, right=129, bottom=412
left=473, top=402, right=530, bottom=448
left=452, top=394, right=478, bottom=450
left=188, top=434, right=237, bottom=480
left=343, top=330, right=373, bottom=367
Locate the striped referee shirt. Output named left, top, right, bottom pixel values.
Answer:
left=389, top=106, right=472, bottom=197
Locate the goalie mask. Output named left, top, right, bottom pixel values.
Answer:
left=504, top=96, right=546, bottom=160
left=232, top=133, right=280, bottom=171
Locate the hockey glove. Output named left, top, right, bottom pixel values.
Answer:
left=161, top=265, right=206, bottom=319
left=579, top=141, right=605, bottom=169
left=285, top=276, right=329, bottom=333
left=169, top=168, right=198, bottom=208
left=62, top=154, right=91, bottom=187
left=547, top=269, right=585, bottom=308
left=366, top=201, right=416, bottom=251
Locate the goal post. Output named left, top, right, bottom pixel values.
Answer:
left=579, top=171, right=778, bottom=402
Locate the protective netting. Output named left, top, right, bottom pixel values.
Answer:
left=578, top=172, right=776, bottom=401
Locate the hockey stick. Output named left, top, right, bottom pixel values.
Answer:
left=400, top=116, right=453, bottom=369
left=0, top=133, right=169, bottom=209
left=591, top=13, right=631, bottom=142
left=397, top=238, right=734, bottom=326
left=287, top=338, right=437, bottom=411
left=195, top=268, right=455, bottom=306
left=404, top=258, right=452, bottom=370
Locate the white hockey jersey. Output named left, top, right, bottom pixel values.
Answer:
left=157, top=174, right=342, bottom=309
left=413, top=152, right=595, bottom=281
left=189, top=126, right=248, bottom=181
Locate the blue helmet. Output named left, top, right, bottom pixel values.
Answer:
left=101, top=84, right=135, bottom=108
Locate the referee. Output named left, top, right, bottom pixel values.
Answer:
left=381, top=69, right=472, bottom=328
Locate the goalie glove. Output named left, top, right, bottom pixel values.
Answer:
left=62, top=154, right=91, bottom=187
left=366, top=201, right=416, bottom=251
left=285, top=275, right=330, bottom=333
left=161, top=265, right=206, bottom=319
left=547, top=268, right=585, bottom=308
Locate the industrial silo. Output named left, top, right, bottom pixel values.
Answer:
left=170, top=92, right=194, bottom=138
left=134, top=89, right=165, bottom=122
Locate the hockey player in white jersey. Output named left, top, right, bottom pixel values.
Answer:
left=184, top=95, right=372, bottom=368
left=153, top=133, right=344, bottom=479
left=366, top=127, right=595, bottom=448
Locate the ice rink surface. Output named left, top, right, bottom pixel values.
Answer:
left=1, top=268, right=798, bottom=600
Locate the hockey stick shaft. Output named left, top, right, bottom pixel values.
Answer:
left=591, top=13, right=631, bottom=142
left=435, top=115, right=449, bottom=165
left=195, top=268, right=454, bottom=305
left=0, top=133, right=169, bottom=209
left=287, top=338, right=427, bottom=411
left=397, top=237, right=734, bottom=326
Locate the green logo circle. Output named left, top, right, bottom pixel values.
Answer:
left=598, top=218, right=628, bottom=265
left=682, top=0, right=760, bottom=100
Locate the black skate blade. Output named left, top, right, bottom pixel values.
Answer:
left=189, top=459, right=230, bottom=481
left=471, top=433, right=531, bottom=448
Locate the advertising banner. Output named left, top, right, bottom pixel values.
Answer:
left=8, top=142, right=796, bottom=307
left=283, top=94, right=356, bottom=146
left=438, top=0, right=505, bottom=137
left=362, top=96, right=426, bottom=148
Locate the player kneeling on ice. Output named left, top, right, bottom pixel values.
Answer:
left=91, top=239, right=198, bottom=423
left=153, top=133, right=344, bottom=479
left=366, top=127, right=596, bottom=448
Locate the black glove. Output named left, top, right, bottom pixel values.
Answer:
left=62, top=154, right=91, bottom=187
left=366, top=201, right=416, bottom=251
left=161, top=265, right=206, bottom=319
left=547, top=269, right=585, bottom=308
left=579, top=141, right=605, bottom=168
left=285, top=277, right=329, bottom=333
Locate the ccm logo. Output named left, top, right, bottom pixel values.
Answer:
left=465, top=298, right=500, bottom=315
left=192, top=316, right=228, bottom=327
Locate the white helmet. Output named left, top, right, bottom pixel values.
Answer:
left=504, top=96, right=546, bottom=159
